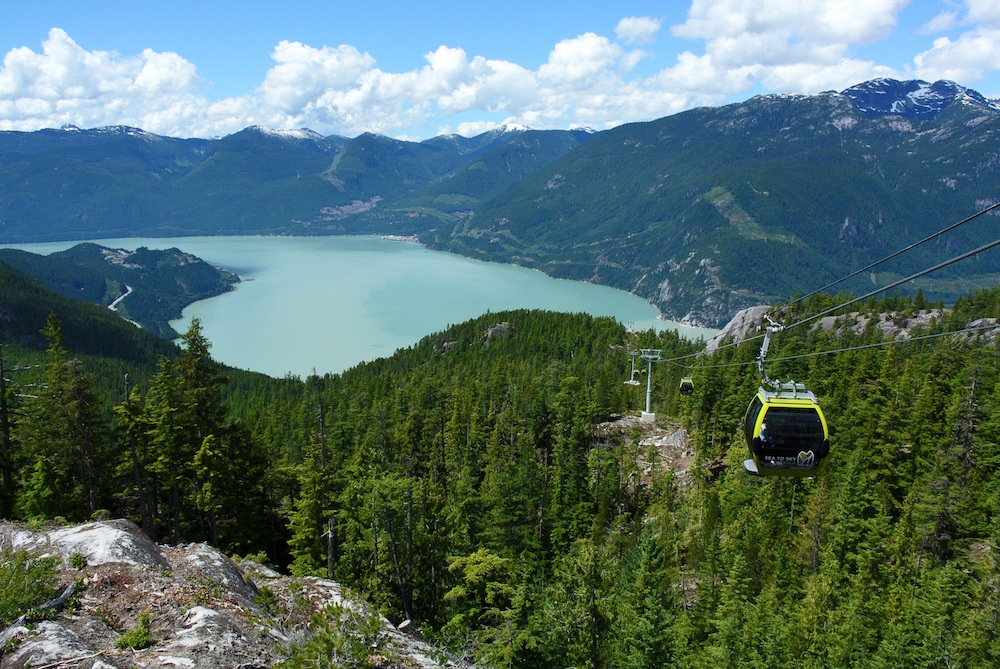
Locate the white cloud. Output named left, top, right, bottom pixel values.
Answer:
left=454, top=119, right=507, bottom=136
left=907, top=1, right=1000, bottom=85
left=648, top=0, right=921, bottom=98
left=762, top=59, right=899, bottom=92
left=920, top=11, right=960, bottom=34
left=615, top=17, right=662, bottom=45
left=911, top=30, right=1000, bottom=83
left=2, top=1, right=999, bottom=141
left=538, top=33, right=623, bottom=86
left=260, top=41, right=374, bottom=112
left=0, top=28, right=207, bottom=135
left=674, top=0, right=907, bottom=44
left=965, top=0, right=1000, bottom=27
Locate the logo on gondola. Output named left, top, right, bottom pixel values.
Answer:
left=797, top=450, right=815, bottom=466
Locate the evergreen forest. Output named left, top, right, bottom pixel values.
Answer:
left=2, top=283, right=1000, bottom=668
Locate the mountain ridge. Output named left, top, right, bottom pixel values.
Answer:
left=433, top=78, right=1000, bottom=325
left=1, top=78, right=997, bottom=327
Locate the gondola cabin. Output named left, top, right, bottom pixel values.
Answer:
left=743, top=383, right=829, bottom=477
left=679, top=377, right=694, bottom=395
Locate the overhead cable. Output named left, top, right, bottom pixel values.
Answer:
left=783, top=237, right=1000, bottom=331
left=683, top=323, right=999, bottom=371
left=782, top=200, right=1000, bottom=309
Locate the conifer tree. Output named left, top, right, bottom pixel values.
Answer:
left=0, top=344, right=21, bottom=517
left=114, top=384, right=158, bottom=539
left=16, top=314, right=107, bottom=520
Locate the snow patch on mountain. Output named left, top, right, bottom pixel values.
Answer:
left=841, top=79, right=1000, bottom=119
left=247, top=125, right=325, bottom=142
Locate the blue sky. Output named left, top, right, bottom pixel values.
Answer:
left=2, top=0, right=999, bottom=140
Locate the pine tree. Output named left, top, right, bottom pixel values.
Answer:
left=114, top=383, right=158, bottom=539
left=16, top=314, right=108, bottom=520
left=0, top=344, right=22, bottom=517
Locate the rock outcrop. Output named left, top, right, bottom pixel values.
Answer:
left=0, top=519, right=455, bottom=669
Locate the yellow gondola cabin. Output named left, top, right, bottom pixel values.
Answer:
left=743, top=383, right=829, bottom=477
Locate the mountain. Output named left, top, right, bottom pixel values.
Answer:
left=0, top=123, right=591, bottom=240
left=0, top=79, right=996, bottom=327
left=840, top=78, right=1000, bottom=118
left=410, top=128, right=598, bottom=213
left=430, top=79, right=1000, bottom=326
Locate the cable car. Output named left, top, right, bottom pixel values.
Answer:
left=679, top=377, right=694, bottom=395
left=743, top=383, right=829, bottom=477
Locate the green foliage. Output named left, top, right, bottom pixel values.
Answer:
left=0, top=550, right=59, bottom=625
left=1, top=244, right=239, bottom=339
left=16, top=314, right=109, bottom=520
left=255, top=585, right=279, bottom=616
left=2, top=272, right=1000, bottom=668
left=276, top=602, right=383, bottom=669
left=115, top=610, right=153, bottom=650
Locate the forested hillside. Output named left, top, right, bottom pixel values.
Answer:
left=2, top=281, right=999, bottom=667
left=0, top=124, right=591, bottom=242
left=433, top=80, right=1000, bottom=326
left=0, top=244, right=240, bottom=338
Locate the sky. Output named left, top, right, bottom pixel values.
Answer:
left=2, top=0, right=999, bottom=141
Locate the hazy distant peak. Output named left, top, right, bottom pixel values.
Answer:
left=97, top=125, right=151, bottom=135
left=246, top=125, right=326, bottom=141
left=490, top=123, right=530, bottom=135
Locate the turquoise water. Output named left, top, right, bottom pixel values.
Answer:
left=3, top=236, right=717, bottom=377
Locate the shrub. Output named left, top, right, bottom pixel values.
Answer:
left=116, top=610, right=153, bottom=649
left=0, top=551, right=59, bottom=625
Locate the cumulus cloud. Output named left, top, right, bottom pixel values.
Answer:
left=669, top=0, right=910, bottom=90
left=616, top=17, right=662, bottom=45
left=912, top=31, right=1000, bottom=83
left=965, top=0, right=1000, bottom=26
left=2, top=2, right=999, bottom=140
left=260, top=41, right=374, bottom=112
left=910, top=1, right=1000, bottom=86
left=0, top=28, right=208, bottom=134
left=538, top=33, right=624, bottom=85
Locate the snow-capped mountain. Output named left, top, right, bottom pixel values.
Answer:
left=840, top=78, right=1000, bottom=118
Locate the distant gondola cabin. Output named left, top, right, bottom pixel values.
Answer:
left=679, top=377, right=694, bottom=395
left=743, top=384, right=829, bottom=477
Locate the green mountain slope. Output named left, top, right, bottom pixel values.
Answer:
left=0, top=244, right=239, bottom=338
left=432, top=81, right=1000, bottom=326
left=409, top=128, right=597, bottom=212
left=0, top=125, right=588, bottom=240
left=0, top=257, right=178, bottom=364
left=1, top=79, right=996, bottom=327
